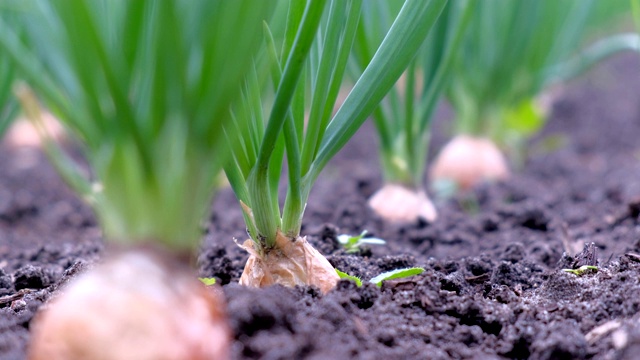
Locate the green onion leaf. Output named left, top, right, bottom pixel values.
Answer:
left=198, top=277, right=217, bottom=286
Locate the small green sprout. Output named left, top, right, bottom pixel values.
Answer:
left=335, top=269, right=362, bottom=287
left=336, top=267, right=425, bottom=287
left=198, top=277, right=217, bottom=286
left=562, top=265, right=598, bottom=276
left=369, top=267, right=425, bottom=287
left=336, top=230, right=386, bottom=253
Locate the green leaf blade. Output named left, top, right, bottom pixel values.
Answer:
left=310, top=0, right=448, bottom=181
left=336, top=269, right=363, bottom=287
left=1, top=0, right=276, bottom=251
left=369, top=267, right=425, bottom=287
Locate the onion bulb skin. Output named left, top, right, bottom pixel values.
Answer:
left=430, top=135, right=509, bottom=190
left=29, top=246, right=230, bottom=360
left=368, top=183, right=437, bottom=223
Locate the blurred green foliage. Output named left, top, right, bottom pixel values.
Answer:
left=0, top=10, right=18, bottom=136
left=0, top=0, right=275, bottom=250
left=447, top=0, right=636, bottom=163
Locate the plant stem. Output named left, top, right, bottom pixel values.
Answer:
left=249, top=0, right=327, bottom=248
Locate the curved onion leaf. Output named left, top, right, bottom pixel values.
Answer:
left=369, top=267, right=425, bottom=287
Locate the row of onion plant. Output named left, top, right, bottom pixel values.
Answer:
left=0, top=0, right=453, bottom=357
left=0, top=1, right=273, bottom=358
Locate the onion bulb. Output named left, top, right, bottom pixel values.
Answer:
left=239, top=231, right=339, bottom=294
left=368, top=183, right=437, bottom=223
left=4, top=112, right=65, bottom=148
left=429, top=135, right=509, bottom=190
left=29, top=246, right=230, bottom=360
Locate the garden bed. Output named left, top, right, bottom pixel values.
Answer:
left=2, top=54, right=640, bottom=359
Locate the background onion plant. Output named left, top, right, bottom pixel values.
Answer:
left=350, top=0, right=473, bottom=223
left=431, top=0, right=640, bottom=191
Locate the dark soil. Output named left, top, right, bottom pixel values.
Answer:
left=2, top=54, right=640, bottom=360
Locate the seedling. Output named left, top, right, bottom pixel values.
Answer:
left=336, top=269, right=363, bottom=287
left=563, top=265, right=598, bottom=276
left=336, top=267, right=425, bottom=287
left=370, top=267, right=425, bottom=287
left=226, top=0, right=450, bottom=293
left=198, top=277, right=217, bottom=286
left=337, top=230, right=386, bottom=253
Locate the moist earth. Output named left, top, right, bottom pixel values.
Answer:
left=2, top=54, right=640, bottom=359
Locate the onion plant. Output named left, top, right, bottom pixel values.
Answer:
left=0, top=1, right=273, bottom=358
left=225, top=0, right=448, bottom=293
left=431, top=0, right=640, bottom=191
left=350, top=0, right=473, bottom=223
left=0, top=52, right=17, bottom=136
